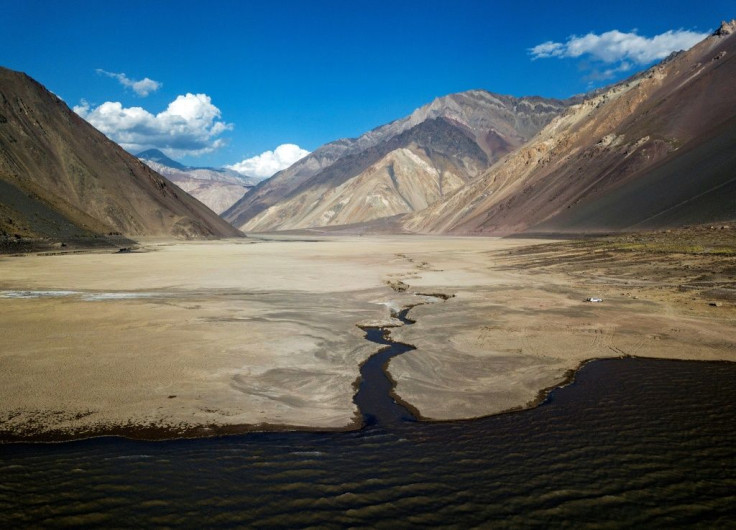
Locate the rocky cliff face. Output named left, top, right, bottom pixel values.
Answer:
left=138, top=151, right=257, bottom=214
left=224, top=90, right=571, bottom=231
left=403, top=23, right=736, bottom=234
left=0, top=67, right=241, bottom=244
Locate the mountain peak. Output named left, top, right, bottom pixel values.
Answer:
left=224, top=87, right=572, bottom=232
left=136, top=149, right=187, bottom=170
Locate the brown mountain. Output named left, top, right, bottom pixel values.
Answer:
left=0, top=67, right=241, bottom=248
left=224, top=90, right=572, bottom=231
left=404, top=21, right=736, bottom=235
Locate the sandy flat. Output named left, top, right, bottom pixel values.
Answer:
left=389, top=234, right=736, bottom=419
left=0, top=235, right=734, bottom=439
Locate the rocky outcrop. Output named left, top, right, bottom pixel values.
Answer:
left=715, top=19, right=736, bottom=36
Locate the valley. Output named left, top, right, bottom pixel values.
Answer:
left=2, top=5, right=735, bottom=526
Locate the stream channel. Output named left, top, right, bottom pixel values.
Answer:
left=1, top=297, right=735, bottom=526
left=354, top=304, right=422, bottom=428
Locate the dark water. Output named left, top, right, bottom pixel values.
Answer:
left=354, top=307, right=419, bottom=428
left=1, top=333, right=735, bottom=527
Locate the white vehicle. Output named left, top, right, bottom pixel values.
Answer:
left=585, top=297, right=603, bottom=303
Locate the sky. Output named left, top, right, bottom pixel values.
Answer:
left=1, top=0, right=731, bottom=176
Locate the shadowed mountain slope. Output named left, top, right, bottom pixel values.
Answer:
left=403, top=21, right=736, bottom=235
left=224, top=90, right=572, bottom=231
left=0, top=67, right=241, bottom=245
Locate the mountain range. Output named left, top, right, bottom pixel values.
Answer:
left=226, top=20, right=736, bottom=235
left=137, top=149, right=258, bottom=215
left=1, top=20, right=734, bottom=247
left=223, top=91, right=574, bottom=231
left=403, top=20, right=736, bottom=234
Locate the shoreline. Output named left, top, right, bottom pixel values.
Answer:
left=3, top=356, right=734, bottom=444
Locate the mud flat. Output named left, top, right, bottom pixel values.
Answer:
left=0, top=232, right=734, bottom=439
left=389, top=228, right=736, bottom=420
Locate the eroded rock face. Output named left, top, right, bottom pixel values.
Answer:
left=0, top=67, right=242, bottom=241
left=224, top=90, right=573, bottom=232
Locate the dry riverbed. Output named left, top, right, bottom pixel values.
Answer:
left=0, top=231, right=734, bottom=440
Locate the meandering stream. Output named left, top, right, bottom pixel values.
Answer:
left=354, top=303, right=424, bottom=428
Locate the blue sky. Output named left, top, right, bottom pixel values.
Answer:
left=1, top=0, right=731, bottom=175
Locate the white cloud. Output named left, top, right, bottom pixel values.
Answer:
left=583, top=61, right=636, bottom=83
left=529, top=28, right=709, bottom=66
left=529, top=41, right=565, bottom=59
left=96, top=69, right=162, bottom=97
left=226, top=144, right=310, bottom=179
left=74, top=93, right=232, bottom=157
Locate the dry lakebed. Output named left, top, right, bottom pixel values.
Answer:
left=0, top=233, right=734, bottom=441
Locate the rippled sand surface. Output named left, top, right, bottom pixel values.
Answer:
left=1, top=359, right=734, bottom=526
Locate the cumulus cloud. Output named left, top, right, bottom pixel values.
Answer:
left=96, top=69, right=162, bottom=97
left=529, top=28, right=709, bottom=79
left=226, top=144, right=310, bottom=179
left=74, top=93, right=232, bottom=157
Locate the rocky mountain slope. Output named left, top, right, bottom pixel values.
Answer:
left=224, top=90, right=572, bottom=231
left=0, top=67, right=241, bottom=246
left=138, top=149, right=257, bottom=214
left=403, top=21, right=736, bottom=234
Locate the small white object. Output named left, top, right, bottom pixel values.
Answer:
left=585, top=297, right=603, bottom=303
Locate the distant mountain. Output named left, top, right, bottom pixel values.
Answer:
left=403, top=21, right=736, bottom=234
left=0, top=66, right=241, bottom=246
left=137, top=150, right=258, bottom=214
left=136, top=148, right=187, bottom=170
left=224, top=90, right=574, bottom=231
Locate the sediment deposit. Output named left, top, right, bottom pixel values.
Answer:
left=0, top=233, right=733, bottom=439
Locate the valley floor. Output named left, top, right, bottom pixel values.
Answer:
left=0, top=232, right=734, bottom=440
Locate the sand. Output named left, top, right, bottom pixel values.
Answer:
left=0, top=234, right=734, bottom=439
left=390, top=242, right=736, bottom=419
